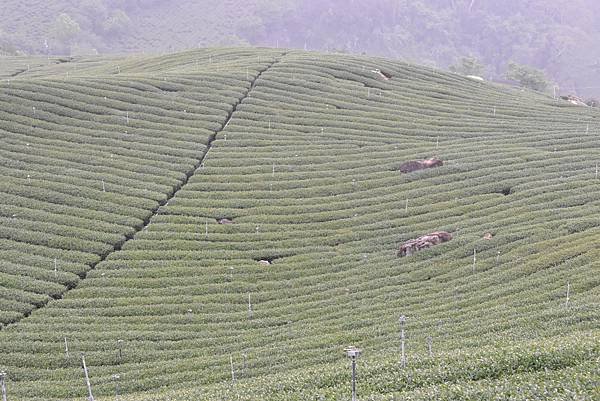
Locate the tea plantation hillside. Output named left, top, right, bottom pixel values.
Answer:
left=0, top=48, right=598, bottom=401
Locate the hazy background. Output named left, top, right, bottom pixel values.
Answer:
left=2, top=0, right=599, bottom=96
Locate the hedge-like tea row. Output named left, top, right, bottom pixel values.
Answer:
left=0, top=48, right=286, bottom=326
left=0, top=49, right=598, bottom=400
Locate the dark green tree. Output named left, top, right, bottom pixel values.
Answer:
left=506, top=62, right=549, bottom=92
left=449, top=56, right=486, bottom=76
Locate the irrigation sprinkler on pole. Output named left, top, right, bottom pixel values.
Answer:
left=112, top=374, right=121, bottom=400
left=405, top=198, right=408, bottom=213
left=565, top=282, right=570, bottom=307
left=102, top=180, right=106, bottom=192
left=472, top=248, right=477, bottom=274
left=0, top=371, right=7, bottom=401
left=344, top=347, right=361, bottom=401
left=399, top=315, right=407, bottom=368
left=595, top=163, right=598, bottom=179
left=272, top=163, right=275, bottom=177
left=81, top=353, right=95, bottom=401
left=54, top=258, right=58, bottom=278
left=205, top=221, right=208, bottom=239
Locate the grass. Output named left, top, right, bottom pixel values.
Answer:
left=0, top=48, right=598, bottom=400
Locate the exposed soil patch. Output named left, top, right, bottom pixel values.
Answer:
left=397, top=231, right=452, bottom=257
left=398, top=158, right=443, bottom=173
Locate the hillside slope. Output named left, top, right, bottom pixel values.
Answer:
left=0, top=48, right=598, bottom=400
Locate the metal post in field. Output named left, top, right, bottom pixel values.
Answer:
left=565, top=282, right=570, bottom=307
left=112, top=374, right=121, bottom=400
left=117, top=339, right=123, bottom=363
left=472, top=248, right=477, bottom=273
left=344, top=347, right=361, bottom=401
left=427, top=336, right=433, bottom=358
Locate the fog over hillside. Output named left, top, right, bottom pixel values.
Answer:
left=2, top=0, right=600, bottom=95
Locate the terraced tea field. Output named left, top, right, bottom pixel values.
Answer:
left=0, top=48, right=598, bottom=400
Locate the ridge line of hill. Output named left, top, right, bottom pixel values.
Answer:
left=1, top=52, right=288, bottom=330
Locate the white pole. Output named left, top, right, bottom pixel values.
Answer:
left=248, top=293, right=253, bottom=319
left=405, top=199, right=408, bottom=213
left=205, top=221, right=208, bottom=239
left=472, top=249, right=477, bottom=273
left=565, top=282, right=570, bottom=307
left=54, top=258, right=58, bottom=278
left=102, top=180, right=105, bottom=192
left=399, top=315, right=406, bottom=368
left=64, top=337, right=69, bottom=358
left=81, top=354, right=95, bottom=401
left=230, top=355, right=236, bottom=383
left=0, top=372, right=7, bottom=401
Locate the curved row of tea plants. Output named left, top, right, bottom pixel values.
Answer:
left=0, top=49, right=598, bottom=400
left=0, top=48, right=286, bottom=325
